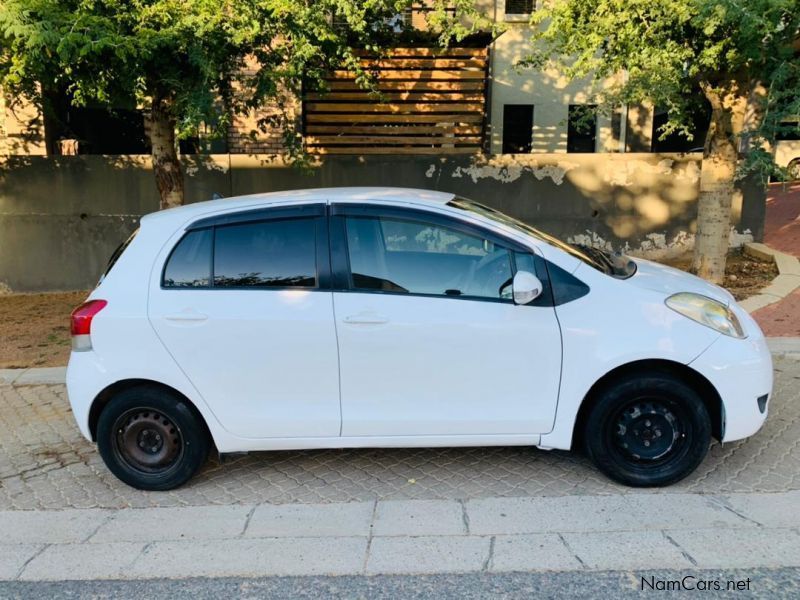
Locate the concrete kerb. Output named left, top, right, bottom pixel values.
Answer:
left=2, top=491, right=800, bottom=580
left=741, top=242, right=800, bottom=313
left=0, top=367, right=66, bottom=386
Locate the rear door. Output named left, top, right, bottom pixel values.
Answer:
left=149, top=204, right=341, bottom=439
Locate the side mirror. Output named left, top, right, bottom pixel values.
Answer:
left=512, top=270, right=543, bottom=305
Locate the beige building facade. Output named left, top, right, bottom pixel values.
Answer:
left=0, top=90, right=46, bottom=156
left=486, top=0, right=649, bottom=155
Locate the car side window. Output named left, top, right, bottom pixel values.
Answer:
left=163, top=229, right=212, bottom=288
left=214, top=218, right=317, bottom=288
left=344, top=215, right=513, bottom=300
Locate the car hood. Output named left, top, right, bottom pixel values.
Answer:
left=627, top=258, right=735, bottom=306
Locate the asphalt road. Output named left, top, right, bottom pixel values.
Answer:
left=1, top=569, right=799, bottom=599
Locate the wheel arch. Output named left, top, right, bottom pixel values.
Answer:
left=570, top=359, right=724, bottom=451
left=88, top=378, right=212, bottom=443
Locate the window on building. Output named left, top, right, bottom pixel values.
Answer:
left=567, top=105, right=597, bottom=153
left=776, top=122, right=800, bottom=141
left=332, top=8, right=412, bottom=33
left=651, top=102, right=711, bottom=152
left=502, top=105, right=534, bottom=154
left=506, top=0, right=535, bottom=15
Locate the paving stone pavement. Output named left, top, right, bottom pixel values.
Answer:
left=1, top=357, right=798, bottom=510
left=753, top=183, right=800, bottom=336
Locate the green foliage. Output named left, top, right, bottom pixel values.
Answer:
left=522, top=0, right=800, bottom=180
left=0, top=0, right=490, bottom=150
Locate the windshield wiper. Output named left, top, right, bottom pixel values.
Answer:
left=572, top=244, right=637, bottom=279
left=572, top=244, right=615, bottom=274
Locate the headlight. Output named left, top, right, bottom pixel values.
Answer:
left=666, top=292, right=746, bottom=339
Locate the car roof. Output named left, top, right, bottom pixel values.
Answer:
left=142, top=187, right=456, bottom=225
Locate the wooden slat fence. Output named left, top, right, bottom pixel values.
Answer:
left=303, top=47, right=489, bottom=155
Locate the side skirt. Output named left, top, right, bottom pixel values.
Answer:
left=214, top=433, right=542, bottom=454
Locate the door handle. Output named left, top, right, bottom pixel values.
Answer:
left=343, top=313, right=389, bottom=325
left=165, top=311, right=208, bottom=322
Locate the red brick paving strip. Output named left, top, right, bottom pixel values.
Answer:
left=753, top=184, right=800, bottom=336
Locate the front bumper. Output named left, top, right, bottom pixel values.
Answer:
left=689, top=330, right=773, bottom=443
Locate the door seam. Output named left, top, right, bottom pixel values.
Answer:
left=330, top=292, right=345, bottom=437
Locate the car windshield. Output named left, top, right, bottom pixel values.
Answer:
left=448, top=198, right=636, bottom=278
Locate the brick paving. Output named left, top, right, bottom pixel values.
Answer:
left=1, top=357, right=798, bottom=510
left=753, top=183, right=800, bottom=336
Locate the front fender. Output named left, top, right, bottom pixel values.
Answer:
left=539, top=272, right=720, bottom=450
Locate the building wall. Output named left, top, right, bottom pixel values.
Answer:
left=488, top=1, right=650, bottom=155
left=225, top=56, right=295, bottom=155
left=0, top=153, right=763, bottom=292
left=0, top=90, right=47, bottom=156
left=775, top=140, right=800, bottom=171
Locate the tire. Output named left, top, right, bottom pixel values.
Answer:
left=583, top=371, right=711, bottom=487
left=97, top=386, right=210, bottom=491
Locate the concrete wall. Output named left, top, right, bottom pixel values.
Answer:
left=0, top=153, right=763, bottom=292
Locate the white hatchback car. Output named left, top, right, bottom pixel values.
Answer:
left=67, top=187, right=772, bottom=490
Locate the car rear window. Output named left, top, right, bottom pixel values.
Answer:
left=161, top=217, right=317, bottom=289
left=162, top=229, right=213, bottom=288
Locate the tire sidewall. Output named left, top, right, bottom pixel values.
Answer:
left=97, top=387, right=210, bottom=491
left=585, top=374, right=712, bottom=487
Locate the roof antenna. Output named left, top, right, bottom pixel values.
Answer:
left=212, top=192, right=225, bottom=200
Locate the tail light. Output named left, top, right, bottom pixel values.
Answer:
left=70, top=300, right=107, bottom=351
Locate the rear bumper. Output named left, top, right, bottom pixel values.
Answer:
left=689, top=331, right=773, bottom=443
left=65, top=352, right=96, bottom=441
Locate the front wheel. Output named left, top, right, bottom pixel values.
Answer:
left=97, top=386, right=210, bottom=490
left=584, top=372, right=711, bottom=487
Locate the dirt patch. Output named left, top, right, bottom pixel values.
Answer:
left=661, top=248, right=778, bottom=301
left=0, top=291, right=88, bottom=368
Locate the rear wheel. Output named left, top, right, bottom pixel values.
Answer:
left=97, top=387, right=210, bottom=490
left=584, top=372, right=711, bottom=487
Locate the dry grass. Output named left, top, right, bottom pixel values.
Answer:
left=0, top=291, right=88, bottom=368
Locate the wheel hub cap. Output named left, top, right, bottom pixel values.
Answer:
left=116, top=410, right=182, bottom=472
left=615, top=402, right=681, bottom=461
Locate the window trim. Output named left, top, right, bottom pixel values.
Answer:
left=186, top=203, right=325, bottom=230
left=329, top=203, right=548, bottom=305
left=505, top=0, right=536, bottom=19
left=161, top=203, right=330, bottom=291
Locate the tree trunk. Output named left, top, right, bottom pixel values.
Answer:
left=147, top=98, right=184, bottom=210
left=691, top=85, right=747, bottom=284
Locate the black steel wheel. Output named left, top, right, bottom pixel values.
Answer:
left=584, top=371, right=711, bottom=487
left=112, top=408, right=184, bottom=474
left=97, top=386, right=210, bottom=490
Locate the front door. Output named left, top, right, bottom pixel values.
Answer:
left=149, top=204, right=341, bottom=439
left=331, top=205, right=562, bottom=437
